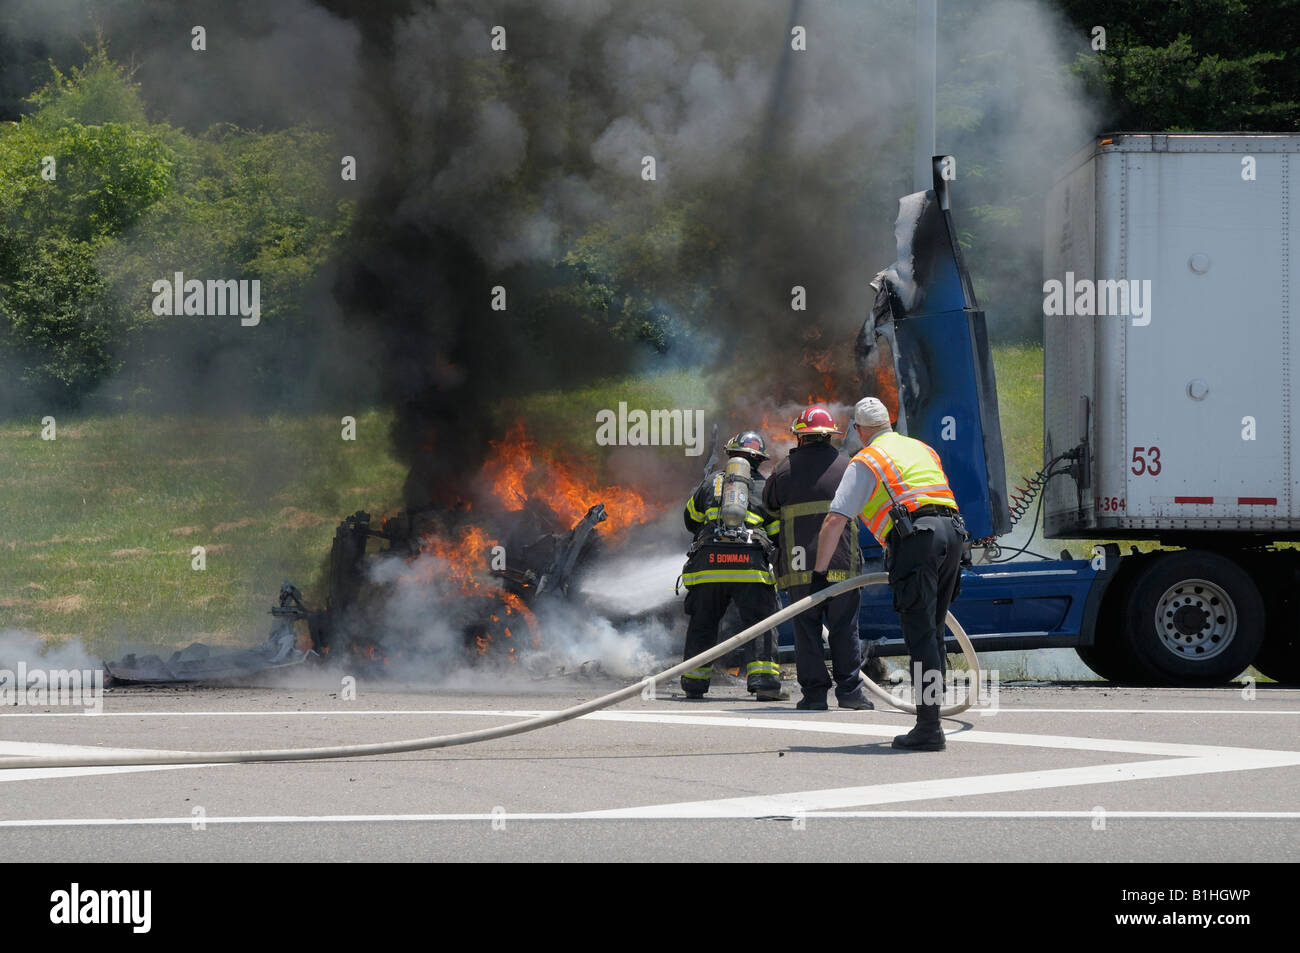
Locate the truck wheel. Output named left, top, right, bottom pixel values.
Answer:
left=1121, top=551, right=1265, bottom=686
left=1076, top=570, right=1147, bottom=684
left=1075, top=643, right=1134, bottom=682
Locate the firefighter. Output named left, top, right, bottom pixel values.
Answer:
left=811, top=397, right=966, bottom=750
left=763, top=406, right=873, bottom=711
left=680, top=431, right=786, bottom=700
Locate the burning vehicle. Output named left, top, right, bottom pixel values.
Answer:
left=105, top=422, right=673, bottom=684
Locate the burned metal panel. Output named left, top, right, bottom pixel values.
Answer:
left=862, top=184, right=1010, bottom=541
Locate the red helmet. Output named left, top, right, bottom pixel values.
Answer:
left=791, top=405, right=842, bottom=437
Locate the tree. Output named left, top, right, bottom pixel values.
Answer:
left=0, top=50, right=353, bottom=409
left=1059, top=0, right=1299, bottom=131
left=0, top=53, right=177, bottom=404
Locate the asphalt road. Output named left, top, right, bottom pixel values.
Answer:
left=1, top=674, right=1297, bottom=862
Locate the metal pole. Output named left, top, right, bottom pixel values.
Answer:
left=913, top=0, right=937, bottom=193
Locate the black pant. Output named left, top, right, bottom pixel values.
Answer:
left=683, top=582, right=779, bottom=683
left=789, top=585, right=861, bottom=701
left=886, top=514, right=963, bottom=720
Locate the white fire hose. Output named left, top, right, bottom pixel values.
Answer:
left=0, top=572, right=978, bottom=770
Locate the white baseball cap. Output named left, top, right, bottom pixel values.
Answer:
left=854, top=397, right=892, bottom=428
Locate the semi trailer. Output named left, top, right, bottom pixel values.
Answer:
left=837, top=133, right=1300, bottom=686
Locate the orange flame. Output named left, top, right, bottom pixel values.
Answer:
left=482, top=421, right=662, bottom=534
left=417, top=524, right=493, bottom=594
left=866, top=351, right=900, bottom=423
left=801, top=347, right=840, bottom=403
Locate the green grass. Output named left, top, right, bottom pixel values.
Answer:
left=990, top=342, right=1044, bottom=494
left=0, top=409, right=405, bottom=654
left=0, top=349, right=1057, bottom=657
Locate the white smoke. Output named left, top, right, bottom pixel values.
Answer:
left=578, top=551, right=683, bottom=617
left=348, top=542, right=683, bottom=688
left=0, top=630, right=105, bottom=682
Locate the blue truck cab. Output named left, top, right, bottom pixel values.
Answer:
left=777, top=163, right=1118, bottom=661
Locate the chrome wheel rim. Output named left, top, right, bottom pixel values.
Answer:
left=1154, top=578, right=1236, bottom=661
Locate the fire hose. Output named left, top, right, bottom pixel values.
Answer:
left=0, top=572, right=979, bottom=770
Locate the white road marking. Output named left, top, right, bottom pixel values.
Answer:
left=582, top=753, right=1300, bottom=818
left=576, top=711, right=1297, bottom=759
left=0, top=810, right=1297, bottom=828
left=2, top=710, right=1296, bottom=823
left=0, top=741, right=207, bottom=782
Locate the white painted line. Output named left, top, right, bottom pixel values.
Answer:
left=0, top=810, right=1296, bottom=829
left=0, top=741, right=207, bottom=782
left=4, top=710, right=1297, bottom=764
left=576, top=710, right=1299, bottom=759
left=581, top=752, right=1300, bottom=818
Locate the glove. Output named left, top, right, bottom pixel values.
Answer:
left=809, top=571, right=831, bottom=595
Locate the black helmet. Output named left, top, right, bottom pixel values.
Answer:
left=725, top=430, right=769, bottom=463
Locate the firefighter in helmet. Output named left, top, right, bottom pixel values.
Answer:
left=679, top=431, right=786, bottom=700
left=764, top=406, right=873, bottom=710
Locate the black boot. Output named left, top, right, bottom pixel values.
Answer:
left=892, top=705, right=945, bottom=751
left=835, top=687, right=874, bottom=710
left=747, top=672, right=788, bottom=701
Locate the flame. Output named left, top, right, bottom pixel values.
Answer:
left=801, top=347, right=840, bottom=403
left=759, top=409, right=798, bottom=456
left=865, top=344, right=900, bottom=423
left=482, top=421, right=661, bottom=533
left=500, top=591, right=541, bottom=649
left=418, top=524, right=492, bottom=593
left=365, top=421, right=660, bottom=667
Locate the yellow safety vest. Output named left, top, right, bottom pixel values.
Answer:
left=852, top=432, right=956, bottom=544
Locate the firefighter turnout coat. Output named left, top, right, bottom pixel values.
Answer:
left=763, top=440, right=860, bottom=591
left=681, top=470, right=780, bottom=587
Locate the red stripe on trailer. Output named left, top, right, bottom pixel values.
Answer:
left=1174, top=496, right=1214, bottom=504
left=1237, top=497, right=1277, bottom=505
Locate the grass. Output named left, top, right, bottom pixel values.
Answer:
left=990, top=342, right=1044, bottom=494
left=0, top=409, right=405, bottom=655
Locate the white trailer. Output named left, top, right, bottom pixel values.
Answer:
left=1042, top=133, right=1300, bottom=684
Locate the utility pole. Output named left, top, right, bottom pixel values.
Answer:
left=914, top=0, right=937, bottom=193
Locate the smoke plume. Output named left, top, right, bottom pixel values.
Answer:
left=4, top=1, right=1099, bottom=678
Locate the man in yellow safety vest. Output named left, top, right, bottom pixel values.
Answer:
left=810, top=397, right=966, bottom=750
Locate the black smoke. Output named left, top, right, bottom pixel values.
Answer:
left=3, top=0, right=1096, bottom=499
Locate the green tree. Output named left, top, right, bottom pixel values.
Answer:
left=0, top=49, right=353, bottom=408
left=1060, top=0, right=1299, bottom=131
left=0, top=52, right=178, bottom=403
